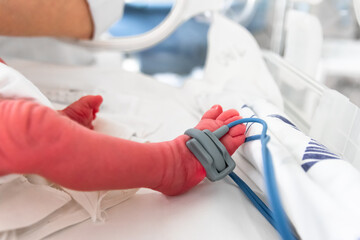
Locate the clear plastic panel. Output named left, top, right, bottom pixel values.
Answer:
left=263, top=51, right=324, bottom=134
left=264, top=51, right=360, bottom=170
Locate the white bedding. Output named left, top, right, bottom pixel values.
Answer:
left=0, top=14, right=282, bottom=240
left=4, top=14, right=359, bottom=240
left=0, top=59, right=278, bottom=240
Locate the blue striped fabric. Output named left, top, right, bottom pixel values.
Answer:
left=301, top=161, right=318, bottom=172
left=268, top=114, right=299, bottom=130
left=301, top=139, right=340, bottom=172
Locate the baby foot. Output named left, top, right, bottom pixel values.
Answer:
left=154, top=105, right=246, bottom=196
left=59, top=95, right=103, bottom=129
left=195, top=104, right=246, bottom=154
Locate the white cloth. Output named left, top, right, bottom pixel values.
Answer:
left=0, top=37, right=95, bottom=65
left=0, top=63, right=52, bottom=107
left=185, top=14, right=360, bottom=240
left=238, top=102, right=360, bottom=240
left=185, top=14, right=283, bottom=110
left=87, top=0, right=124, bottom=39
left=0, top=63, right=139, bottom=239
left=0, top=56, right=279, bottom=240
left=46, top=182, right=278, bottom=240
left=7, top=59, right=202, bottom=142
left=0, top=14, right=283, bottom=240
left=2, top=12, right=359, bottom=240
left=0, top=176, right=71, bottom=232
left=0, top=62, right=52, bottom=185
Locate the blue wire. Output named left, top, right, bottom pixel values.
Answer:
left=245, top=134, right=262, bottom=142
left=227, top=118, right=295, bottom=240
left=228, top=172, right=276, bottom=228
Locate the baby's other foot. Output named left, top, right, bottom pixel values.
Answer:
left=59, top=95, right=103, bottom=129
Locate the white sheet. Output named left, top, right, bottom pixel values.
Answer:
left=0, top=63, right=141, bottom=238
left=2, top=59, right=277, bottom=239
left=3, top=13, right=358, bottom=240
left=185, top=14, right=283, bottom=111
left=0, top=176, right=71, bottom=232
left=238, top=102, right=360, bottom=240
left=46, top=182, right=277, bottom=240
left=0, top=14, right=283, bottom=240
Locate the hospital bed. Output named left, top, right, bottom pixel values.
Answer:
left=2, top=0, right=360, bottom=239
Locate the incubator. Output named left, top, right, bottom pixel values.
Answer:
left=1, top=0, right=360, bottom=239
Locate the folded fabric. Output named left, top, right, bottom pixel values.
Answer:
left=238, top=102, right=360, bottom=240
left=16, top=200, right=90, bottom=240
left=0, top=63, right=141, bottom=236
left=0, top=176, right=71, bottom=232
left=0, top=63, right=51, bottom=107
left=184, top=14, right=283, bottom=110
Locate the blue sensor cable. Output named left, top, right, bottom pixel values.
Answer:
left=227, top=118, right=296, bottom=240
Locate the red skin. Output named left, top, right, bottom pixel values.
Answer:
left=0, top=96, right=245, bottom=196
left=58, top=95, right=103, bottom=130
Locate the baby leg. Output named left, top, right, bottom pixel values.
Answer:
left=0, top=99, right=245, bottom=196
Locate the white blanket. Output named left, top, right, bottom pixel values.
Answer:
left=1, top=14, right=359, bottom=240
left=0, top=60, right=278, bottom=240
left=0, top=63, right=139, bottom=239
left=238, top=102, right=360, bottom=240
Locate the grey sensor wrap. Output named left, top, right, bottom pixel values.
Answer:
left=185, top=125, right=236, bottom=181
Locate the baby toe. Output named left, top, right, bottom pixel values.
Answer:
left=216, top=109, right=239, bottom=122
left=201, top=105, right=223, bottom=120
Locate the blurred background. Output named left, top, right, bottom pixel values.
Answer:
left=101, top=0, right=360, bottom=106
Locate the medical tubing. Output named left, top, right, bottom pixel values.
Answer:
left=228, top=171, right=275, bottom=227
left=227, top=118, right=295, bottom=240
left=245, top=134, right=262, bottom=142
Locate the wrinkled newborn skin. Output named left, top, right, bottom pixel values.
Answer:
left=0, top=95, right=245, bottom=196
